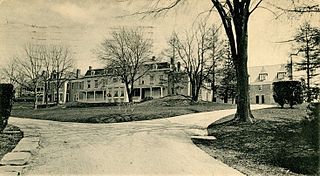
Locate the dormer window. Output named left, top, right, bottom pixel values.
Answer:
left=91, top=71, right=95, bottom=76
left=259, top=73, right=268, bottom=81
left=277, top=72, right=286, bottom=80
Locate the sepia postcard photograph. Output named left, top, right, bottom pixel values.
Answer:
left=0, top=0, right=319, bottom=175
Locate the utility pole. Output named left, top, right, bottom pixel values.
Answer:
left=289, top=54, right=294, bottom=80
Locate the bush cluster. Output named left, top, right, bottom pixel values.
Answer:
left=65, top=101, right=122, bottom=108
left=0, top=84, right=15, bottom=132
left=273, top=81, right=303, bottom=108
left=301, top=102, right=320, bottom=150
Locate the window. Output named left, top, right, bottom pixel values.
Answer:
left=101, top=79, right=107, bottom=87
left=114, top=90, right=119, bottom=97
left=113, top=77, right=117, bottom=83
left=91, top=71, right=95, bottom=76
left=159, top=75, right=164, bottom=81
left=259, top=73, right=268, bottom=81
left=87, top=80, right=91, bottom=89
left=120, top=90, right=124, bottom=97
left=80, top=81, right=84, bottom=90
left=150, top=75, right=154, bottom=84
left=71, top=83, right=75, bottom=89
left=256, top=95, right=259, bottom=104
left=277, top=72, right=286, bottom=80
left=94, top=80, right=98, bottom=88
left=139, top=78, right=145, bottom=85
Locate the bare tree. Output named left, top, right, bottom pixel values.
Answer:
left=97, top=28, right=153, bottom=102
left=47, top=45, right=73, bottom=104
left=163, top=32, right=185, bottom=95
left=2, top=44, right=73, bottom=107
left=1, top=58, right=30, bottom=97
left=11, top=44, right=45, bottom=108
left=205, top=25, right=224, bottom=102
left=271, top=1, right=320, bottom=13
left=172, top=22, right=213, bottom=101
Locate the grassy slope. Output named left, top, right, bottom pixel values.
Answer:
left=0, top=125, right=23, bottom=160
left=11, top=96, right=236, bottom=123
left=193, top=104, right=319, bottom=176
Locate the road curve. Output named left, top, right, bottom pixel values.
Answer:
left=9, top=104, right=272, bottom=176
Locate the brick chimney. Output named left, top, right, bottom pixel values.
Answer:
left=89, top=66, right=92, bottom=71
left=76, top=69, right=81, bottom=78
left=177, top=62, right=181, bottom=72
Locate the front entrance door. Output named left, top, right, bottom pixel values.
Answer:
left=256, top=95, right=259, bottom=104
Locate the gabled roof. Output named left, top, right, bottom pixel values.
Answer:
left=84, top=68, right=107, bottom=77
left=248, top=64, right=288, bottom=85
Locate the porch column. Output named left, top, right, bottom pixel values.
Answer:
left=140, top=88, right=142, bottom=100
left=94, top=91, right=96, bottom=101
left=42, top=87, right=45, bottom=104
left=85, top=92, right=88, bottom=102
left=150, top=87, right=153, bottom=97
left=160, top=87, right=163, bottom=97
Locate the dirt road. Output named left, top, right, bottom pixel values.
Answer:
left=9, top=105, right=272, bottom=176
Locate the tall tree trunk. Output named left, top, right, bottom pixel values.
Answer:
left=234, top=56, right=252, bottom=122
left=224, top=88, right=228, bottom=103
left=191, top=81, right=197, bottom=101
left=234, top=9, right=253, bottom=123
left=211, top=30, right=216, bottom=102
left=195, top=81, right=202, bottom=102
left=211, top=0, right=253, bottom=122
left=234, top=30, right=253, bottom=122
left=211, top=64, right=216, bottom=102
left=44, top=81, right=48, bottom=108
left=306, top=29, right=311, bottom=102
left=34, top=85, right=37, bottom=110
left=56, top=81, right=60, bottom=105
left=125, top=82, right=133, bottom=103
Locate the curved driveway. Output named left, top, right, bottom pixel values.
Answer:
left=9, top=105, right=272, bottom=176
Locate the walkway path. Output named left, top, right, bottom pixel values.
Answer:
left=9, top=104, right=272, bottom=176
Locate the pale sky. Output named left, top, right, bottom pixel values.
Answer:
left=0, top=0, right=319, bottom=73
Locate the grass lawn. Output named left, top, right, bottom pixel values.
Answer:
left=193, top=104, right=319, bottom=176
left=0, top=125, right=23, bottom=160
left=11, top=95, right=236, bottom=123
